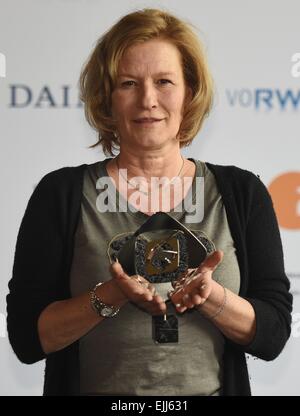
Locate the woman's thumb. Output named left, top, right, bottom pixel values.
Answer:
left=200, top=250, right=223, bottom=272
left=110, top=260, right=128, bottom=279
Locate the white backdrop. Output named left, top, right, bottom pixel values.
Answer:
left=0, top=0, right=299, bottom=396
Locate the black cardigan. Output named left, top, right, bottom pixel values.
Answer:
left=6, top=162, right=293, bottom=396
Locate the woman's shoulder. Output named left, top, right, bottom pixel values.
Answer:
left=203, top=160, right=271, bottom=203
left=203, top=161, right=263, bottom=187
left=34, top=163, right=88, bottom=195
left=43, top=162, right=87, bottom=179
left=203, top=160, right=260, bottom=179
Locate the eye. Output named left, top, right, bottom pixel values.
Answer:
left=121, top=80, right=136, bottom=87
left=157, top=79, right=172, bottom=85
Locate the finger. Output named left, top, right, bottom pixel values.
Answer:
left=171, top=269, right=190, bottom=288
left=171, top=279, right=179, bottom=289
left=182, top=277, right=212, bottom=303
left=151, top=293, right=160, bottom=301
left=197, top=250, right=223, bottom=273
left=181, top=293, right=194, bottom=309
left=138, top=282, right=159, bottom=302
left=133, top=276, right=148, bottom=287
left=175, top=303, right=187, bottom=313
left=142, top=292, right=154, bottom=302
left=111, top=267, right=153, bottom=300
left=156, top=301, right=167, bottom=314
left=110, top=261, right=129, bottom=280
left=171, top=281, right=204, bottom=308
left=171, top=286, right=191, bottom=309
left=131, top=275, right=155, bottom=295
left=169, top=286, right=184, bottom=304
left=190, top=293, right=203, bottom=305
left=167, top=289, right=175, bottom=300
left=183, top=274, right=206, bottom=291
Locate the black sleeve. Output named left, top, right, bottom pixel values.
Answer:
left=6, top=172, right=65, bottom=364
left=242, top=174, right=293, bottom=360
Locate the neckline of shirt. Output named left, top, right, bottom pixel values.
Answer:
left=97, top=157, right=204, bottom=224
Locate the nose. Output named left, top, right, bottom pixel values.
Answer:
left=138, top=82, right=158, bottom=109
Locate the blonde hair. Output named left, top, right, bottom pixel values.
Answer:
left=79, top=8, right=214, bottom=156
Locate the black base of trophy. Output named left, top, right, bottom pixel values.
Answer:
left=152, top=314, right=178, bottom=343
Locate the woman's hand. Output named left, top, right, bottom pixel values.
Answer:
left=110, top=261, right=167, bottom=316
left=168, top=250, right=224, bottom=313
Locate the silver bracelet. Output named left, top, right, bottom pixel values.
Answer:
left=209, top=285, right=227, bottom=319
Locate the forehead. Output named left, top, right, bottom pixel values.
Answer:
left=117, top=39, right=183, bottom=75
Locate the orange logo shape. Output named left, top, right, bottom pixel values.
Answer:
left=268, top=172, right=300, bottom=230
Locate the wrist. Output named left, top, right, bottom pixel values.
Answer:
left=96, top=279, right=128, bottom=309
left=196, top=280, right=226, bottom=319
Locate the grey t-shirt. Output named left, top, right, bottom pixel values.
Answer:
left=70, top=158, right=240, bottom=395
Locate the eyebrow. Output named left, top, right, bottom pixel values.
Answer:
left=118, top=72, right=176, bottom=78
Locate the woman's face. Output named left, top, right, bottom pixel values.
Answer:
left=111, top=39, right=190, bottom=151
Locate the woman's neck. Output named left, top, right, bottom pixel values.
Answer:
left=115, top=147, right=185, bottom=182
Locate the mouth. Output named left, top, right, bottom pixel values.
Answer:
left=133, top=118, right=164, bottom=124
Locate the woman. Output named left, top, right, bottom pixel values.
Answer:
left=7, top=8, right=292, bottom=396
